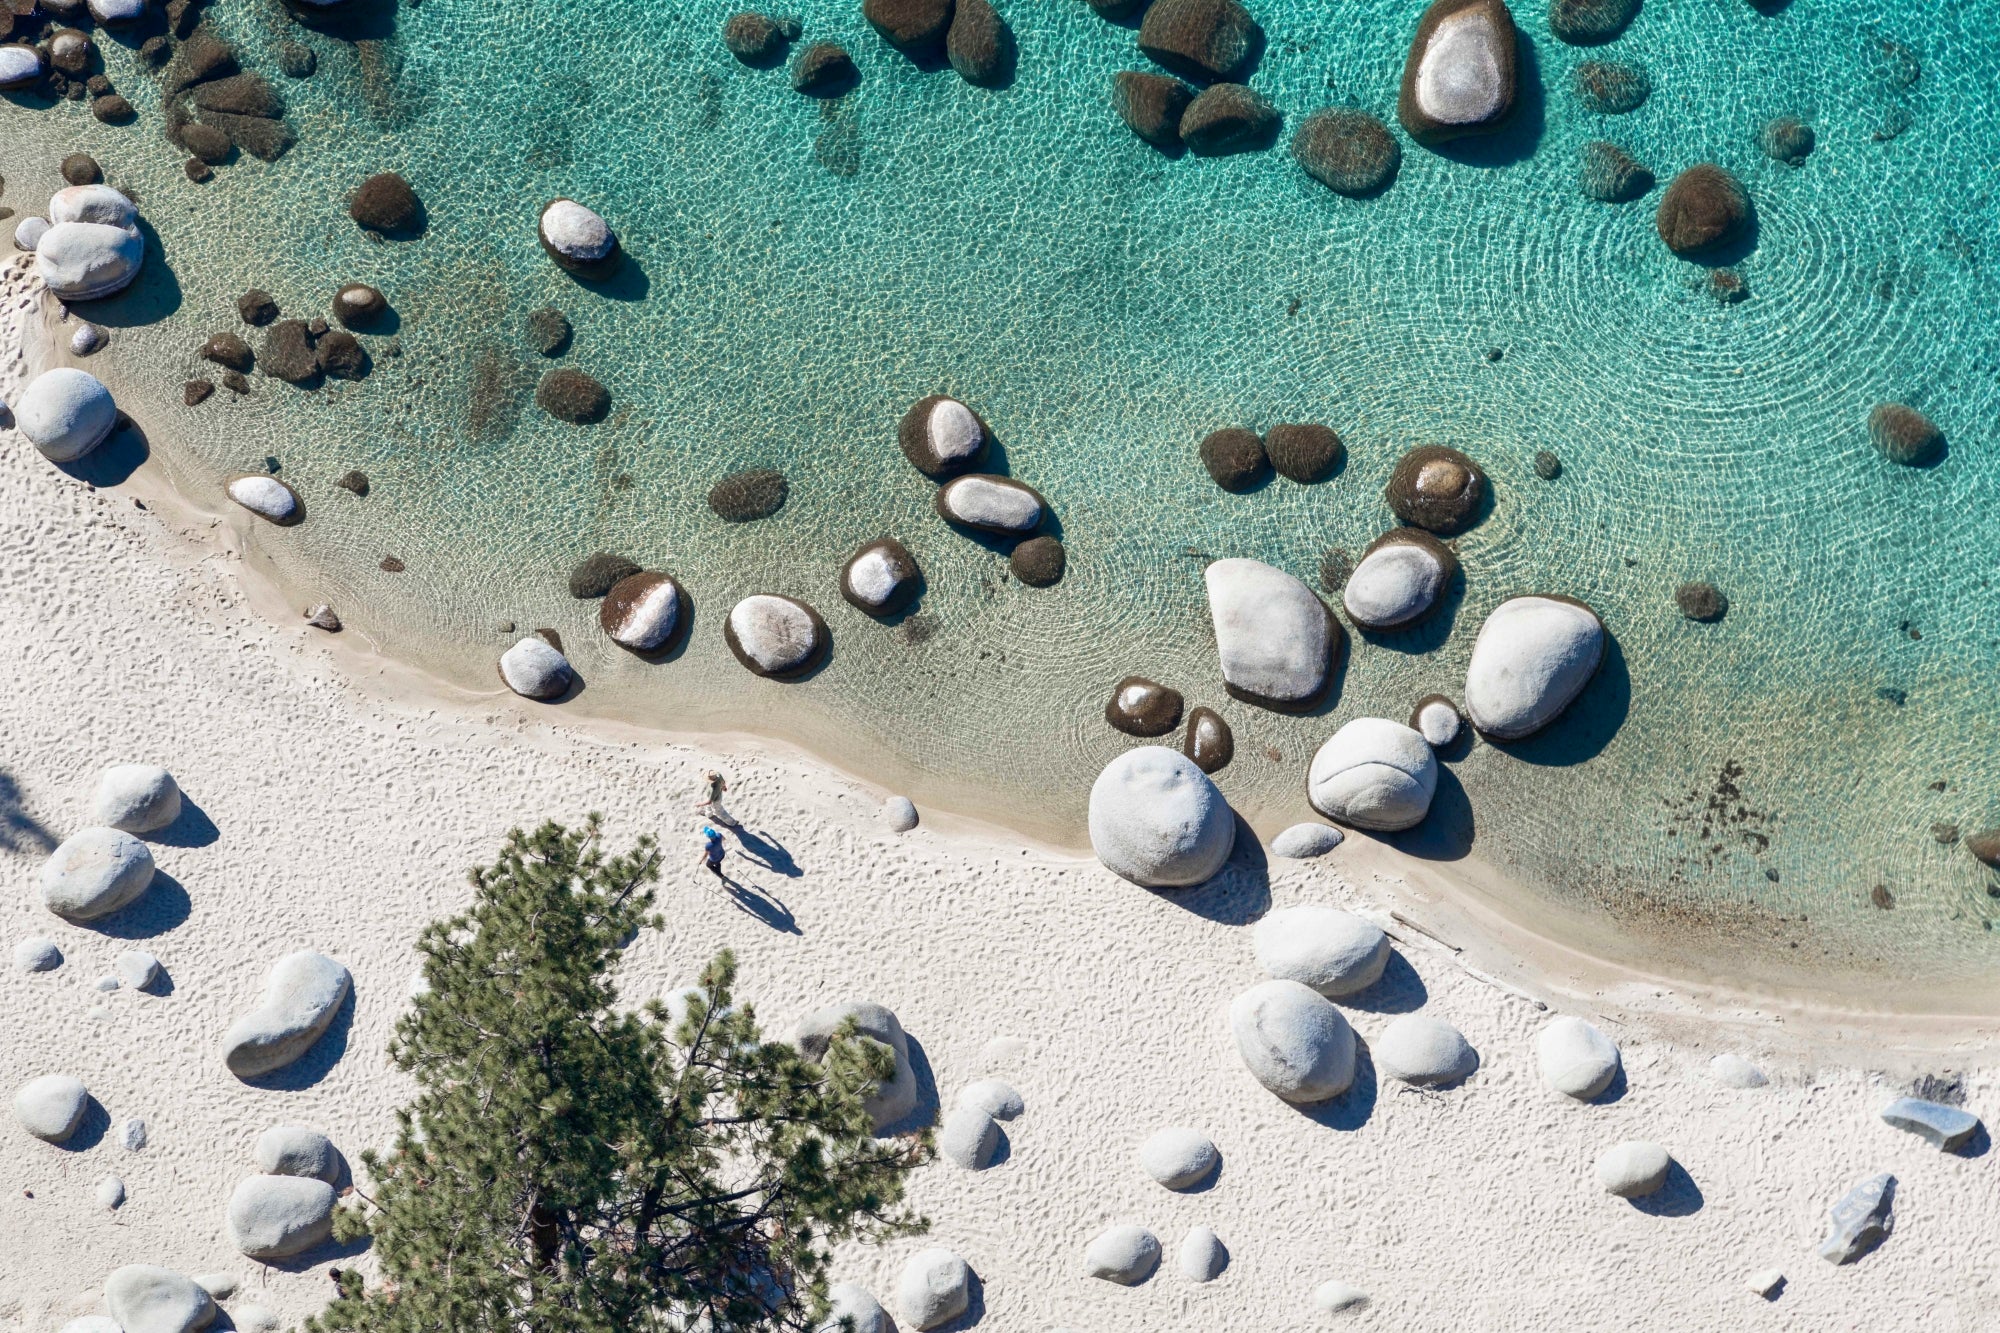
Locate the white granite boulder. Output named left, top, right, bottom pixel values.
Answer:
left=939, top=1104, right=1000, bottom=1169
left=841, top=537, right=921, bottom=616
left=50, top=185, right=139, bottom=229
left=93, top=763, right=183, bottom=833
left=14, top=1073, right=90, bottom=1142
left=1253, top=905, right=1389, bottom=997
left=883, top=795, right=919, bottom=832
left=221, top=950, right=352, bottom=1078
left=1270, top=822, right=1345, bottom=859
left=1817, top=1172, right=1895, bottom=1263
left=957, top=1077, right=1023, bottom=1120
left=14, top=367, right=119, bottom=462
left=539, top=198, right=620, bottom=277
left=724, top=594, right=829, bottom=678
left=1084, top=1224, right=1160, bottom=1284
left=226, top=475, right=300, bottom=524
left=1138, top=1126, right=1218, bottom=1189
left=1410, top=694, right=1463, bottom=748
left=89, top=0, right=148, bottom=24
left=1343, top=529, right=1455, bottom=630
left=37, top=221, right=145, bottom=301
left=897, top=1247, right=971, bottom=1330
left=818, top=1283, right=890, bottom=1333
left=1230, top=979, right=1355, bottom=1103
left=116, top=949, right=161, bottom=990
left=104, top=1265, right=217, bottom=1333
left=1595, top=1140, right=1671, bottom=1198
left=1179, top=1225, right=1227, bottom=1282
left=60, top=1318, right=122, bottom=1333
left=1375, top=1013, right=1478, bottom=1085
left=15, top=936, right=61, bottom=972
left=13, top=213, right=50, bottom=250
left=934, top=473, right=1045, bottom=536
left=228, top=1173, right=337, bottom=1258
left=191, top=1273, right=239, bottom=1299
left=1463, top=595, right=1605, bottom=740
left=795, top=1000, right=918, bottom=1131
left=498, top=636, right=573, bottom=700
left=1537, top=1016, right=1620, bottom=1099
left=1087, top=746, right=1235, bottom=888
left=599, top=572, right=684, bottom=652
left=255, top=1124, right=340, bottom=1182
left=0, top=45, right=43, bottom=89
left=1204, top=558, right=1339, bottom=709
left=1708, top=1052, right=1768, bottom=1088
left=1397, top=0, right=1520, bottom=147
left=41, top=826, right=154, bottom=920
left=1307, top=718, right=1438, bottom=831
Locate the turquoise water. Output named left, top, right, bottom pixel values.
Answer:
left=10, top=0, right=2000, bottom=985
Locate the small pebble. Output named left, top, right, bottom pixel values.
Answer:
left=94, top=974, right=121, bottom=992
left=194, top=1272, right=240, bottom=1299
left=121, top=1116, right=148, bottom=1150
left=115, top=950, right=160, bottom=990
left=96, top=1175, right=125, bottom=1209
left=1745, top=1269, right=1784, bottom=1298
left=70, top=324, right=103, bottom=355
left=13, top=937, right=61, bottom=973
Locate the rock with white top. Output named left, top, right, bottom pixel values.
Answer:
left=1745, top=1269, right=1785, bottom=1298
left=939, top=1104, right=1000, bottom=1169
left=1463, top=595, right=1606, bottom=740
left=0, top=45, right=43, bottom=89
left=71, top=324, right=105, bottom=355
left=1314, top=1281, right=1370, bottom=1314
left=1253, top=905, right=1389, bottom=997
left=1398, top=0, right=1519, bottom=147
left=1204, top=558, right=1342, bottom=710
left=883, top=795, right=919, bottom=831
left=221, top=950, right=352, bottom=1078
left=1231, top=979, right=1355, bottom=1103
left=599, top=572, right=685, bottom=653
left=1817, top=1172, right=1895, bottom=1263
left=41, top=826, right=154, bottom=920
left=1410, top=694, right=1463, bottom=748
left=15, top=1073, right=90, bottom=1142
left=1537, top=1016, right=1620, bottom=1099
left=538, top=198, right=620, bottom=278
left=819, top=1284, right=890, bottom=1333
left=957, top=1077, right=1023, bottom=1120
left=1375, top=1013, right=1478, bottom=1085
left=1084, top=1225, right=1160, bottom=1284
left=1307, top=718, right=1439, bottom=831
left=1087, top=746, right=1235, bottom=889
left=1709, top=1053, right=1767, bottom=1088
left=37, top=221, right=145, bottom=300
left=255, top=1124, right=341, bottom=1181
left=499, top=636, right=573, bottom=700
left=1595, top=1140, right=1671, bottom=1198
left=1139, top=1126, right=1218, bottom=1189
left=1271, top=822, right=1345, bottom=859
left=724, top=594, right=829, bottom=678
left=1179, top=1225, right=1227, bottom=1282
left=15, top=937, right=61, bottom=973
left=841, top=537, right=921, bottom=616
left=898, top=395, right=989, bottom=478
left=934, top=473, right=1045, bottom=536
left=116, top=950, right=161, bottom=990
left=1344, top=529, right=1457, bottom=630
left=48, top=186, right=135, bottom=229
left=228, top=1173, right=337, bottom=1258
left=14, top=367, right=119, bottom=462
left=226, top=474, right=301, bottom=524
left=93, top=764, right=183, bottom=833
left=897, top=1247, right=971, bottom=1330
left=97, top=1174, right=126, bottom=1208
left=1880, top=1097, right=1981, bottom=1152
left=14, top=214, right=50, bottom=250
left=795, top=1000, right=919, bottom=1131
left=89, top=0, right=147, bottom=23
left=104, top=1265, right=217, bottom=1333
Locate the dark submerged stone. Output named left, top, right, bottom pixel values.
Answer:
left=1138, top=0, right=1264, bottom=84
left=1106, top=676, right=1186, bottom=737
left=1573, top=59, right=1649, bottom=114
left=348, top=171, right=420, bottom=232
left=260, top=320, right=319, bottom=385
left=1265, top=422, right=1344, bottom=483
left=1292, top=108, right=1401, bottom=195
left=1111, top=70, right=1194, bottom=150
left=1199, top=427, right=1268, bottom=491
left=1655, top=164, right=1750, bottom=257
left=1010, top=535, right=1066, bottom=586
left=1577, top=140, right=1653, bottom=202
left=1179, top=82, right=1280, bottom=155
left=1674, top=581, right=1728, bottom=622
left=536, top=368, right=610, bottom=424
left=707, top=468, right=790, bottom=522
left=201, top=332, right=254, bottom=372
left=1867, top=403, right=1942, bottom=465
left=1183, top=705, right=1234, bottom=773
left=791, top=41, right=857, bottom=96
left=568, top=552, right=643, bottom=599
left=237, top=289, right=279, bottom=325
left=1385, top=445, right=1486, bottom=534
left=527, top=306, right=572, bottom=356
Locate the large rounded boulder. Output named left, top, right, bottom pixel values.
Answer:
left=1137, top=0, right=1264, bottom=84
left=221, top=951, right=352, bottom=1078
left=724, top=594, right=829, bottom=678
left=1253, top=905, right=1389, bottom=996
left=864, top=0, right=952, bottom=58
left=1655, top=164, right=1750, bottom=257
left=600, top=572, right=686, bottom=653
left=1306, top=718, right=1439, bottom=831
left=1112, top=71, right=1196, bottom=151
left=1385, top=445, right=1486, bottom=533
left=1230, top=979, right=1355, bottom=1103
left=1203, top=558, right=1342, bottom=710
left=349, top=172, right=420, bottom=232
left=795, top=1000, right=918, bottom=1131
left=1867, top=402, right=1943, bottom=466
left=499, top=636, right=574, bottom=699
left=899, top=395, right=989, bottom=478
left=1462, top=595, right=1606, bottom=740
left=1180, top=83, right=1280, bottom=156
left=93, top=764, right=183, bottom=833
left=1398, top=0, right=1519, bottom=147
left=36, top=219, right=145, bottom=301
left=841, top=537, right=922, bottom=616
left=1343, top=528, right=1457, bottom=630
left=1375, top=1013, right=1478, bottom=1085
left=1088, top=746, right=1235, bottom=888
left=539, top=198, right=621, bottom=279
left=1537, top=1015, right=1620, bottom=1099
left=1292, top=109, right=1402, bottom=195
left=14, top=367, right=118, bottom=462
left=41, top=827, right=154, bottom=920
left=228, top=1174, right=337, bottom=1258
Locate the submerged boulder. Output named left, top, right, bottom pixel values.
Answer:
left=1204, top=558, right=1341, bottom=710
left=222, top=951, right=352, bottom=1078
left=1088, top=746, right=1235, bottom=888
left=348, top=172, right=420, bottom=232
left=1138, top=0, right=1264, bottom=84
left=14, top=367, right=118, bottom=463
left=1307, top=717, right=1438, bottom=831
left=898, top=395, right=989, bottom=478
left=260, top=320, right=319, bottom=385
left=1675, top=581, right=1728, bottom=622
left=1009, top=534, right=1066, bottom=586
left=1385, top=445, right=1485, bottom=533
left=947, top=0, right=1011, bottom=86
left=1573, top=59, right=1649, bottom=113
left=1759, top=115, right=1815, bottom=165
left=1199, top=427, right=1269, bottom=491
left=1655, top=164, right=1750, bottom=257
left=722, top=12, right=800, bottom=63
left=499, top=636, right=573, bottom=699
left=41, top=826, right=154, bottom=920
left=795, top=1000, right=918, bottom=1131
left=841, top=537, right=921, bottom=615
left=1398, top=0, right=1519, bottom=147
left=567, top=552, right=642, bottom=598
left=1548, top=0, right=1637, bottom=43
left=1112, top=70, right=1195, bottom=150
left=864, top=0, right=953, bottom=58
left=1180, top=83, right=1280, bottom=156
left=708, top=468, right=789, bottom=522
left=1578, top=140, right=1654, bottom=202
left=536, top=368, right=610, bottom=423
left=1293, top=109, right=1402, bottom=195
left=724, top=594, right=829, bottom=678
left=935, top=474, right=1046, bottom=536
left=539, top=198, right=621, bottom=279
left=1867, top=402, right=1942, bottom=465
left=791, top=42, right=857, bottom=96
left=1231, top=979, right=1355, bottom=1102
left=600, top=572, right=685, bottom=652
left=1463, top=595, right=1606, bottom=740
left=1265, top=421, right=1345, bottom=482
left=1343, top=528, right=1456, bottom=630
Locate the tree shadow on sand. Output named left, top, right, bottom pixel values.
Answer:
left=0, top=770, right=56, bottom=855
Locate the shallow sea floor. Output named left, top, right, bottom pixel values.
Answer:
left=5, top=0, right=1999, bottom=984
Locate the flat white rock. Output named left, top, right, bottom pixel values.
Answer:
left=1344, top=537, right=1448, bottom=628
left=726, top=595, right=824, bottom=675
left=1179, top=1225, right=1227, bottom=1282
left=1709, top=1053, right=1768, bottom=1088
left=90, top=0, right=149, bottom=21
left=499, top=636, right=573, bottom=700
left=1231, top=979, right=1355, bottom=1103
left=0, top=45, right=43, bottom=88
left=41, top=826, right=154, bottom=919
left=1375, top=1013, right=1478, bottom=1085
left=36, top=221, right=145, bottom=300
left=539, top=198, right=615, bottom=262
left=49, top=185, right=138, bottom=229
left=1204, top=558, right=1334, bottom=707
left=226, top=475, right=299, bottom=522
left=93, top=763, right=182, bottom=833
left=122, top=1116, right=148, bottom=1149
left=1746, top=1269, right=1785, bottom=1298
left=1087, top=746, right=1235, bottom=888
left=192, top=1273, right=239, bottom=1299
left=1270, top=822, right=1345, bottom=858
left=1537, top=1015, right=1620, bottom=1099
left=1084, top=1224, right=1160, bottom=1284
left=1463, top=596, right=1605, bottom=740
left=14, top=367, right=118, bottom=462
left=1253, top=905, right=1389, bottom=996
left=1139, top=1126, right=1218, bottom=1189
left=1416, top=8, right=1504, bottom=125
left=1307, top=717, right=1438, bottom=831
left=104, top=1265, right=217, bottom=1333
left=15, top=1073, right=89, bottom=1141
left=935, top=473, right=1042, bottom=533
left=897, top=1247, right=970, bottom=1330
left=1596, top=1140, right=1672, bottom=1197
left=221, top=950, right=352, bottom=1077
left=228, top=1173, right=337, bottom=1258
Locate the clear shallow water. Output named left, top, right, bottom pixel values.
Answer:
left=10, top=0, right=2000, bottom=984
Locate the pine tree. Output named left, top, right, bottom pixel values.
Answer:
left=311, top=817, right=929, bottom=1332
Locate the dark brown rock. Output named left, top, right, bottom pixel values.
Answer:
left=201, top=332, right=254, bottom=372
left=1758, top=115, right=1814, bottom=165
left=1533, top=449, right=1562, bottom=480
left=379, top=555, right=406, bottom=573
left=333, top=283, right=387, bottom=328
left=1870, top=884, right=1895, bottom=910
left=1318, top=547, right=1352, bottom=593
left=139, top=36, right=170, bottom=68
left=200, top=110, right=294, bottom=161
left=163, top=31, right=235, bottom=93
left=261, top=320, right=319, bottom=385
left=222, top=370, right=250, bottom=395
left=184, top=159, right=214, bottom=183
left=1138, top=0, right=1263, bottom=83
left=948, top=0, right=1011, bottom=85
left=791, top=42, right=857, bottom=96
left=237, top=289, right=279, bottom=325
left=349, top=171, right=420, bottom=232
left=536, top=368, right=610, bottom=424
left=1867, top=403, right=1942, bottom=466
left=335, top=470, right=369, bottom=496
left=1966, top=830, right=2000, bottom=870
left=60, top=152, right=101, bottom=185
left=527, top=306, right=572, bottom=356
left=723, top=12, right=801, bottom=64
left=1265, top=423, right=1343, bottom=483
left=1111, top=70, right=1194, bottom=150
left=316, top=330, right=367, bottom=379
left=1398, top=0, right=1519, bottom=147
left=1292, top=108, right=1401, bottom=194
left=1578, top=140, right=1652, bottom=202
left=1573, top=59, right=1649, bottom=113
left=1199, top=427, right=1268, bottom=491
left=183, top=378, right=214, bottom=406
left=1010, top=535, right=1066, bottom=586
left=279, top=41, right=316, bottom=79
left=174, top=121, right=233, bottom=164
left=863, top=0, right=952, bottom=57
left=1674, top=581, right=1728, bottom=622
left=92, top=94, right=135, bottom=124
left=1183, top=706, right=1234, bottom=773
left=1180, top=82, right=1280, bottom=155
left=1931, top=822, right=1959, bottom=846
left=840, top=537, right=922, bottom=615
left=85, top=74, right=110, bottom=96
left=49, top=29, right=91, bottom=76
left=1106, top=676, right=1185, bottom=737
left=568, top=552, right=642, bottom=599
left=1656, top=164, right=1749, bottom=257
left=1085, top=0, right=1149, bottom=15
left=1708, top=268, right=1748, bottom=303
left=192, top=72, right=283, bottom=118
left=1548, top=0, right=1636, bottom=44
left=707, top=468, right=789, bottom=522
left=1385, top=445, right=1486, bottom=534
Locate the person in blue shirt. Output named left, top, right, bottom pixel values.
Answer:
left=699, top=825, right=726, bottom=878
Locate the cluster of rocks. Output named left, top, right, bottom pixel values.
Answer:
left=726, top=0, right=1011, bottom=101
left=187, top=284, right=381, bottom=400
left=227, top=1124, right=342, bottom=1259
left=0, top=0, right=173, bottom=123
left=1195, top=421, right=1344, bottom=490
left=164, top=30, right=295, bottom=171
left=1103, top=676, right=1234, bottom=773
left=13, top=180, right=146, bottom=301
left=939, top=1076, right=1021, bottom=1170
left=898, top=393, right=1066, bottom=585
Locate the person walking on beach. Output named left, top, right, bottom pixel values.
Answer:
left=694, top=769, right=736, bottom=826
left=699, top=825, right=727, bottom=879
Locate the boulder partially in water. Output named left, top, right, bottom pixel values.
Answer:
left=36, top=219, right=145, bottom=301
left=1307, top=717, right=1438, bottom=831
left=1138, top=0, right=1264, bottom=84
left=333, top=283, right=387, bottom=327
left=1204, top=557, right=1341, bottom=710
left=1398, top=0, right=1519, bottom=147
left=1462, top=594, right=1606, bottom=740
left=935, top=473, right=1046, bottom=536
left=1293, top=110, right=1402, bottom=195
left=1343, top=528, right=1456, bottom=630
left=1409, top=694, right=1463, bottom=747
left=1010, top=534, right=1066, bottom=586
left=1106, top=676, right=1185, bottom=737
left=864, top=0, right=952, bottom=58
left=600, top=572, right=685, bottom=652
left=0, top=45, right=42, bottom=89
left=1112, top=71, right=1195, bottom=151
left=499, top=636, right=574, bottom=699
left=1385, top=445, right=1485, bottom=533
left=539, top=198, right=621, bottom=279
left=1183, top=705, right=1234, bottom=773
left=1088, top=746, right=1235, bottom=888
left=724, top=594, right=829, bottom=678
left=261, top=320, right=319, bottom=385
left=1656, top=164, right=1750, bottom=257
left=226, top=474, right=301, bottom=524
left=898, top=395, right=989, bottom=478
left=1180, top=83, right=1280, bottom=155
left=842, top=537, right=921, bottom=615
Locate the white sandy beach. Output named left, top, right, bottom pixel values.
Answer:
left=4, top=241, right=1999, bottom=1333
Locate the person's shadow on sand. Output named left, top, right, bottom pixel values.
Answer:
left=730, top=826, right=802, bottom=878
left=707, top=871, right=801, bottom=934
